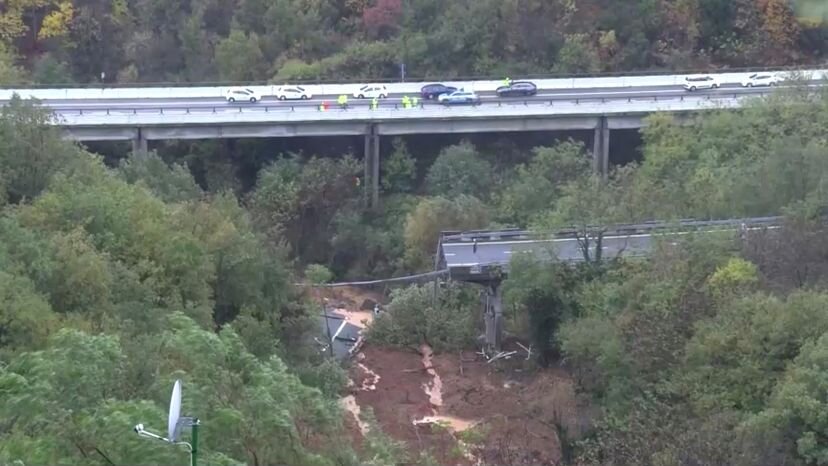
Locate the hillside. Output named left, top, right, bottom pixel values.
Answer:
left=3, top=3, right=828, bottom=465
left=0, top=0, right=826, bottom=85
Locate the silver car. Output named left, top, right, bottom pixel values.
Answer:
left=438, top=90, right=480, bottom=105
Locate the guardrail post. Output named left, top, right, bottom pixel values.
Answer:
left=79, top=109, right=83, bottom=115
left=160, top=108, right=164, bottom=114
left=576, top=98, right=580, bottom=105
left=106, top=109, right=110, bottom=115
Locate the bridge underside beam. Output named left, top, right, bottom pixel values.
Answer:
left=62, top=123, right=372, bottom=141
left=61, top=113, right=694, bottom=144
left=142, top=123, right=370, bottom=140
left=376, top=116, right=602, bottom=135
left=62, top=127, right=138, bottom=141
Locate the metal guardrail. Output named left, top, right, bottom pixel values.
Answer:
left=45, top=91, right=762, bottom=118
left=2, top=64, right=825, bottom=89
left=441, top=216, right=784, bottom=244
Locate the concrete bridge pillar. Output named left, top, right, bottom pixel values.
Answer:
left=132, top=128, right=148, bottom=155
left=484, top=281, right=504, bottom=351
left=363, top=126, right=380, bottom=208
left=593, top=116, right=609, bottom=178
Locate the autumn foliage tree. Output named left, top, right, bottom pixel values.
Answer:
left=362, top=0, right=403, bottom=39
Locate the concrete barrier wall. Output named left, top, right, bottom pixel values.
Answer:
left=2, top=69, right=826, bottom=102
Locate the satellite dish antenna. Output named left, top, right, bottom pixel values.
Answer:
left=168, top=379, right=182, bottom=442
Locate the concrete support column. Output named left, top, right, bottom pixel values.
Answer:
left=364, top=132, right=371, bottom=204
left=371, top=133, right=380, bottom=208
left=363, top=125, right=380, bottom=208
left=131, top=128, right=148, bottom=156
left=593, top=116, right=609, bottom=178
left=484, top=281, right=504, bottom=351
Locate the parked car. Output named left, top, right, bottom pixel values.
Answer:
left=225, top=87, right=261, bottom=103
left=683, top=76, right=719, bottom=91
left=420, top=83, right=457, bottom=100
left=353, top=84, right=388, bottom=99
left=275, top=85, right=312, bottom=100
left=741, top=73, right=778, bottom=88
left=495, top=81, right=538, bottom=97
left=438, top=90, right=480, bottom=105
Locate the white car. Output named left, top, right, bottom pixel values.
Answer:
left=225, top=87, right=261, bottom=103
left=353, top=84, right=388, bottom=99
left=741, top=73, right=778, bottom=88
left=683, top=76, right=719, bottom=91
left=275, top=85, right=312, bottom=100
left=438, top=90, right=480, bottom=105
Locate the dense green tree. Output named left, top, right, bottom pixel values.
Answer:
left=497, top=141, right=590, bottom=225
left=403, top=195, right=489, bottom=270
left=0, top=314, right=348, bottom=466
left=0, top=98, right=86, bottom=203
left=118, top=151, right=203, bottom=203
left=425, top=141, right=493, bottom=199
left=683, top=292, right=828, bottom=413
left=381, top=138, right=417, bottom=194
left=214, top=30, right=266, bottom=82
left=368, top=283, right=479, bottom=351
left=250, top=154, right=361, bottom=264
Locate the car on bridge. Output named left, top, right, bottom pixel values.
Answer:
left=420, top=83, right=457, bottom=100
left=225, top=87, right=262, bottom=103
left=353, top=84, right=388, bottom=99
left=275, top=85, right=312, bottom=100
left=683, top=76, right=720, bottom=91
left=741, top=73, right=779, bottom=87
left=438, top=90, right=480, bottom=105
left=495, top=81, right=538, bottom=97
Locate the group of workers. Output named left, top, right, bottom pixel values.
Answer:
left=318, top=95, right=421, bottom=111
left=317, top=78, right=511, bottom=111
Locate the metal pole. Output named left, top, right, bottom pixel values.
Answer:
left=190, top=419, right=199, bottom=466
left=324, top=307, right=334, bottom=358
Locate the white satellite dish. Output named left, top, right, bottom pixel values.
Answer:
left=167, top=380, right=182, bottom=442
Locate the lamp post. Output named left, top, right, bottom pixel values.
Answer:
left=134, top=380, right=200, bottom=466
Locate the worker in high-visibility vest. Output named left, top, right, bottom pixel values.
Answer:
left=503, top=77, right=511, bottom=87
left=401, top=95, right=411, bottom=109
left=371, top=97, right=379, bottom=110
left=338, top=94, right=348, bottom=108
left=411, top=96, right=420, bottom=108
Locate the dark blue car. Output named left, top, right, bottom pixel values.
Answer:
left=421, top=83, right=458, bottom=100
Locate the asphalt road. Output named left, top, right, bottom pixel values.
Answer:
left=442, top=232, right=680, bottom=268
left=6, top=82, right=790, bottom=115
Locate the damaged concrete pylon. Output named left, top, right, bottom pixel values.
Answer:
left=484, top=281, right=503, bottom=352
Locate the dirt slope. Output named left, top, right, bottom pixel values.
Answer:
left=317, top=286, right=593, bottom=466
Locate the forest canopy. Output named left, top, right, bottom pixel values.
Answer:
left=0, top=0, right=824, bottom=85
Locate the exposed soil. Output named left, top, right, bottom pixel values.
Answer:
left=316, top=286, right=593, bottom=466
